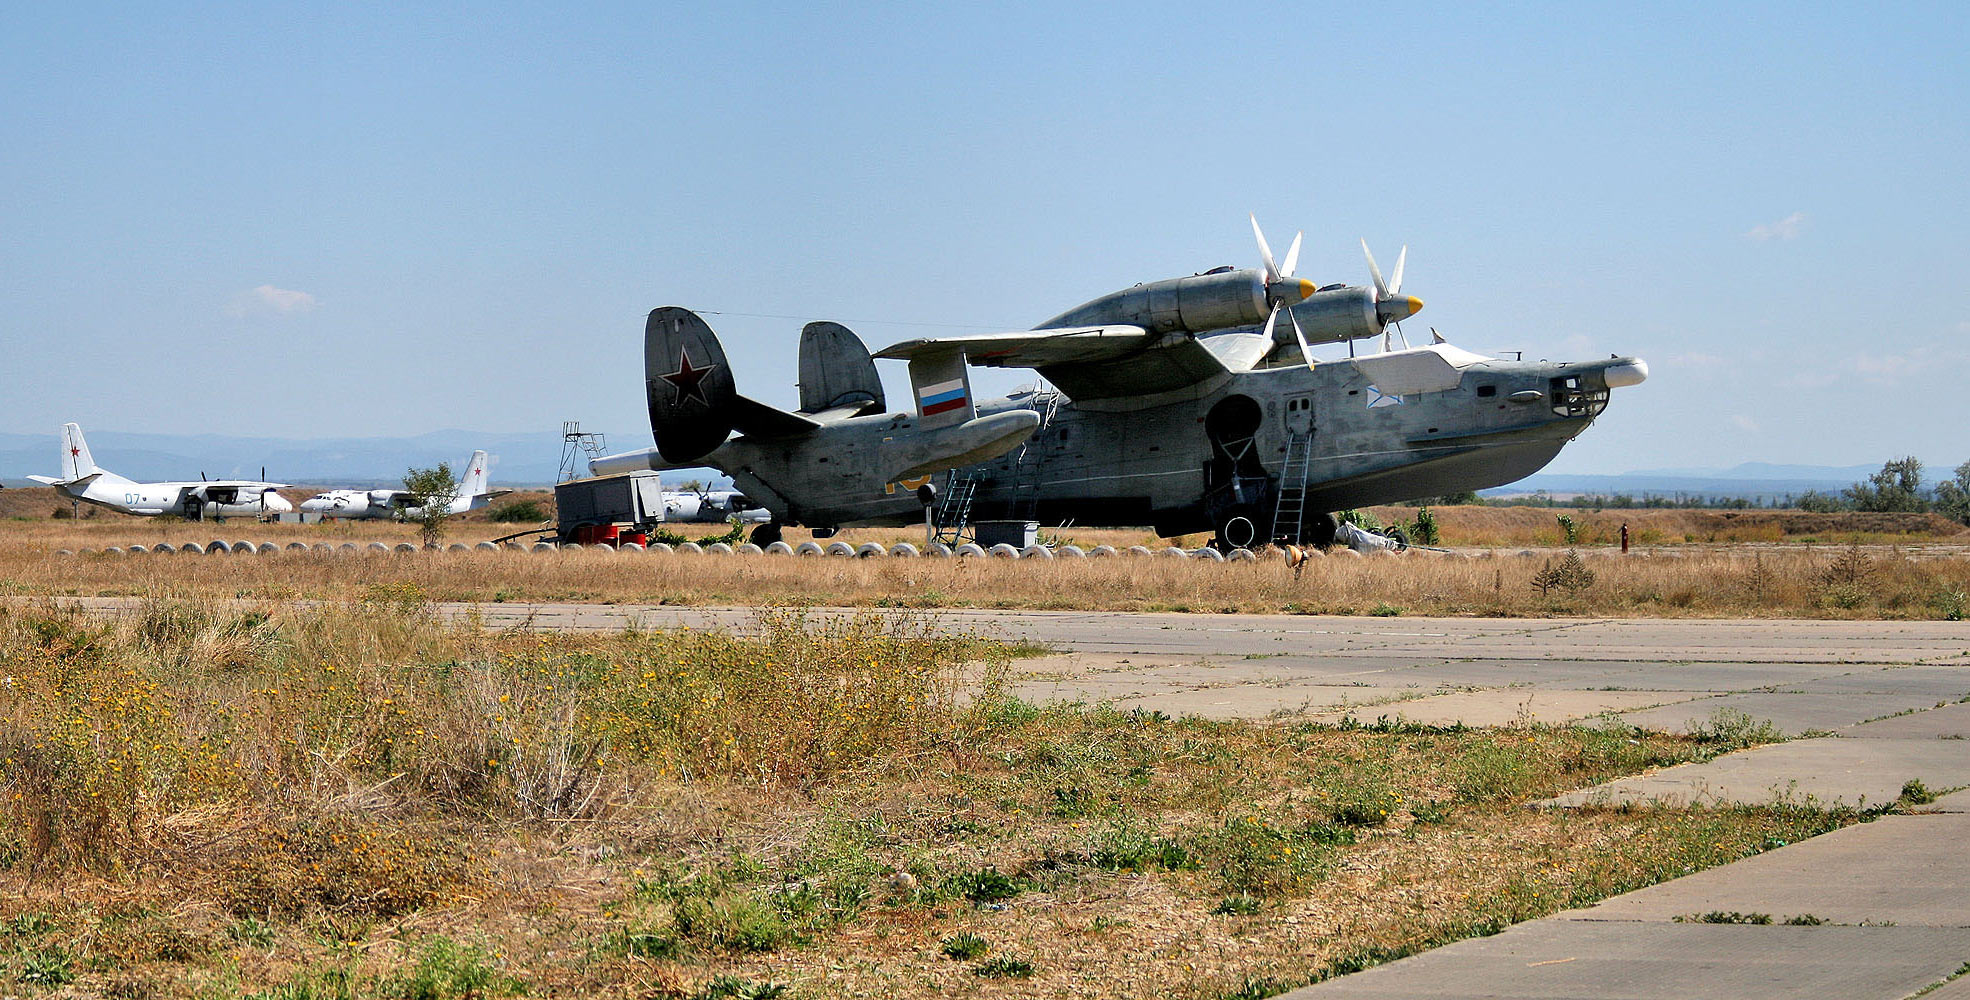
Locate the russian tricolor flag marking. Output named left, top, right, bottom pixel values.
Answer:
left=919, top=378, right=969, bottom=417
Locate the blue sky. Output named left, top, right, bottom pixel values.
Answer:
left=3, top=2, right=1965, bottom=474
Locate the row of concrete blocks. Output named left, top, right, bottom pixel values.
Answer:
left=50, top=539, right=1380, bottom=562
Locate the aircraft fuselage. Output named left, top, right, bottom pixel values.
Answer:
left=720, top=354, right=1632, bottom=539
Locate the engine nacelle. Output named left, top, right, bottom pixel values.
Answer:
left=368, top=489, right=397, bottom=507
left=1035, top=269, right=1270, bottom=335
left=1281, top=286, right=1384, bottom=347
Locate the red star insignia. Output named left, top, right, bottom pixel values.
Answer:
left=69, top=447, right=80, bottom=457
left=660, top=347, right=717, bottom=406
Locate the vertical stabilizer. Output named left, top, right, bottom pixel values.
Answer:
left=908, top=350, right=974, bottom=431
left=459, top=450, right=491, bottom=497
left=798, top=321, right=886, bottom=415
left=60, top=423, right=97, bottom=482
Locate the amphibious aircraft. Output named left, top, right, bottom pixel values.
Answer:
left=28, top=423, right=294, bottom=518
left=299, top=451, right=509, bottom=519
left=593, top=221, right=1647, bottom=549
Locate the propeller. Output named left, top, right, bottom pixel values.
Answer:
left=1360, top=240, right=1425, bottom=353
left=1250, top=214, right=1319, bottom=369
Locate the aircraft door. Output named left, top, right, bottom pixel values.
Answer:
left=1284, top=394, right=1315, bottom=436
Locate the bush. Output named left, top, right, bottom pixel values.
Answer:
left=488, top=500, right=545, bottom=523
left=972, top=957, right=1034, bottom=978
left=940, top=932, right=989, bottom=960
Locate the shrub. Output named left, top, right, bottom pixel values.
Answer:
left=1409, top=506, right=1440, bottom=546
left=972, top=956, right=1034, bottom=978
left=674, top=895, right=793, bottom=953
left=940, top=932, right=989, bottom=960
left=1212, top=894, right=1262, bottom=916
left=949, top=867, right=1024, bottom=904
left=488, top=500, right=545, bottom=523
left=1531, top=550, right=1595, bottom=596
left=1900, top=779, right=1936, bottom=806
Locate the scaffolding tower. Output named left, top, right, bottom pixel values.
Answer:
left=558, top=421, right=609, bottom=482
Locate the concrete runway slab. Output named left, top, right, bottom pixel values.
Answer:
left=1547, top=737, right=1970, bottom=809
left=1556, top=813, right=1970, bottom=926
left=1786, top=665, right=1970, bottom=700
left=1842, top=700, right=1970, bottom=739
left=1282, top=922, right=1970, bottom=999
left=1617, top=691, right=1941, bottom=736
left=1306, top=689, right=1683, bottom=729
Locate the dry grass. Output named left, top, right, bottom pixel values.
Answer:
left=4, top=531, right=1969, bottom=620
left=0, top=598, right=1863, bottom=997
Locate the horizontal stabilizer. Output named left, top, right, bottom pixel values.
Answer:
left=25, top=475, right=60, bottom=485
left=730, top=395, right=822, bottom=439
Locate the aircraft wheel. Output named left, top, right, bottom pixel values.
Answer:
left=810, top=526, right=838, bottom=539
left=750, top=523, right=783, bottom=547
left=1308, top=512, right=1338, bottom=549
left=1213, top=507, right=1262, bottom=552
left=1386, top=527, right=1410, bottom=551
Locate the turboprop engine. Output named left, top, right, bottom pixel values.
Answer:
left=1039, top=222, right=1427, bottom=364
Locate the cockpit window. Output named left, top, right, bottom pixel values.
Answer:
left=1550, top=376, right=1609, bottom=418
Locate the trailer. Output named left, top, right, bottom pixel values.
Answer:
left=553, top=470, right=665, bottom=546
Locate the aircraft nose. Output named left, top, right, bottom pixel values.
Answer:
left=1603, top=359, right=1649, bottom=387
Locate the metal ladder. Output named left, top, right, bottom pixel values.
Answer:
left=1270, top=430, right=1314, bottom=544
left=931, top=471, right=979, bottom=545
left=1005, top=392, right=1061, bottom=523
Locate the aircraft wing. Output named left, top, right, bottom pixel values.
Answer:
left=875, top=324, right=1235, bottom=402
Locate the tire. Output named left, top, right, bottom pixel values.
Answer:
left=1308, top=512, right=1338, bottom=549
left=811, top=526, right=838, bottom=539
left=1214, top=506, right=1261, bottom=552
left=1386, top=527, right=1410, bottom=551
left=750, top=523, right=783, bottom=547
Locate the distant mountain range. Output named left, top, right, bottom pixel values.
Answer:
left=0, top=428, right=730, bottom=490
left=1493, top=461, right=1915, bottom=500
left=0, top=429, right=1915, bottom=499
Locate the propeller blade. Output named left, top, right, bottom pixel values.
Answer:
left=1251, top=214, right=1279, bottom=282
left=1361, top=239, right=1388, bottom=299
left=1290, top=310, right=1315, bottom=370
left=1280, top=231, right=1303, bottom=278
left=1262, top=303, right=1280, bottom=346
left=1389, top=246, right=1407, bottom=296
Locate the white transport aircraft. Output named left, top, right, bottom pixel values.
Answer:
left=27, top=423, right=293, bottom=518
left=298, top=451, right=508, bottom=520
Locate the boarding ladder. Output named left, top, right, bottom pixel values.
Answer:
left=930, top=471, right=979, bottom=546
left=1005, top=392, right=1062, bottom=524
left=1270, top=430, right=1314, bottom=544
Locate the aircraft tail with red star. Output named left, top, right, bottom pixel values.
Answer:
left=644, top=307, right=819, bottom=464
left=60, top=422, right=99, bottom=483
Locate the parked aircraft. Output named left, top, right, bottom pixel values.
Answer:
left=662, top=486, right=772, bottom=524
left=299, top=451, right=508, bottom=519
left=593, top=222, right=1647, bottom=549
left=27, top=423, right=293, bottom=518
